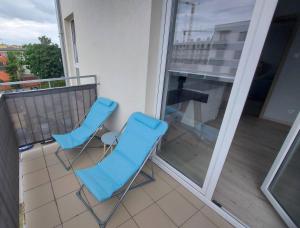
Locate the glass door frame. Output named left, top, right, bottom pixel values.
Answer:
left=261, top=113, right=300, bottom=228
left=152, top=0, right=280, bottom=225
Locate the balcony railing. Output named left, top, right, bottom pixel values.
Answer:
left=0, top=95, right=19, bottom=227
left=0, top=75, right=98, bottom=147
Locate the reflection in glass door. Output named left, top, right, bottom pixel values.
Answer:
left=158, top=0, right=255, bottom=187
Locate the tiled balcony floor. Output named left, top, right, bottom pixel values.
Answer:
left=20, top=139, right=233, bottom=228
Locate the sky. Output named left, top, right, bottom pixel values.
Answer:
left=0, top=0, right=59, bottom=45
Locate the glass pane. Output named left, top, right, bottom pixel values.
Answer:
left=71, top=20, right=79, bottom=64
left=158, top=0, right=255, bottom=187
left=270, top=131, right=300, bottom=227
left=170, top=0, right=254, bottom=78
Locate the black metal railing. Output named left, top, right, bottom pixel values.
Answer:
left=3, top=84, right=97, bottom=146
left=0, top=95, right=19, bottom=228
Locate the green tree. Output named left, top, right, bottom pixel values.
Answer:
left=24, top=36, right=64, bottom=79
left=5, top=51, right=24, bottom=82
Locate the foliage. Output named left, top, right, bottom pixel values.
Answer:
left=24, top=36, right=64, bottom=79
left=40, top=80, right=66, bottom=89
left=5, top=51, right=24, bottom=82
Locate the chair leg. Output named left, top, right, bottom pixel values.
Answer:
left=76, top=185, right=114, bottom=228
left=55, top=144, right=88, bottom=171
left=55, top=147, right=72, bottom=171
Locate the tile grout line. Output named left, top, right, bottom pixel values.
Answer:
left=153, top=189, right=180, bottom=227
left=20, top=153, right=44, bottom=163
left=24, top=198, right=55, bottom=214
left=21, top=157, right=47, bottom=176
left=175, top=186, right=206, bottom=210
left=155, top=188, right=200, bottom=228
left=116, top=204, right=139, bottom=228
left=141, top=174, right=174, bottom=203
left=22, top=173, right=50, bottom=193
left=154, top=201, right=179, bottom=227
left=177, top=209, right=200, bottom=228
left=41, top=146, right=64, bottom=226
left=199, top=208, right=226, bottom=228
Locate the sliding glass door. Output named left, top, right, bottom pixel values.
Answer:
left=158, top=0, right=256, bottom=188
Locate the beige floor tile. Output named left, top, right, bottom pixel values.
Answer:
left=88, top=137, right=104, bottom=147
left=181, top=211, right=218, bottom=228
left=143, top=161, right=162, bottom=174
left=57, top=191, right=86, bottom=222
left=22, top=157, right=46, bottom=174
left=25, top=201, right=61, bottom=228
left=201, top=206, right=233, bottom=228
left=48, top=163, right=72, bottom=181
left=118, top=219, right=138, bottom=228
left=142, top=175, right=172, bottom=201
left=132, top=174, right=147, bottom=185
left=134, top=204, right=176, bottom=228
left=93, top=198, right=131, bottom=228
left=176, top=185, right=205, bottom=209
left=23, top=168, right=50, bottom=191
left=52, top=174, right=80, bottom=198
left=71, top=153, right=94, bottom=170
left=21, top=146, right=43, bottom=161
left=64, top=148, right=81, bottom=160
left=123, top=188, right=153, bottom=216
left=87, top=147, right=105, bottom=164
left=43, top=142, right=59, bottom=156
left=82, top=187, right=99, bottom=207
left=63, top=211, right=99, bottom=228
left=23, top=183, right=54, bottom=212
left=157, top=170, right=180, bottom=189
left=157, top=190, right=197, bottom=226
left=45, top=153, right=69, bottom=167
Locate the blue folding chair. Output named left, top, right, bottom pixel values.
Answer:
left=53, top=97, right=117, bottom=170
left=75, top=112, right=168, bottom=228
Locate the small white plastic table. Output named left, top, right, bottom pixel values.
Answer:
left=101, top=131, right=119, bottom=153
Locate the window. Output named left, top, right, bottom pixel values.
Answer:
left=70, top=19, right=79, bottom=64
left=238, top=31, right=247, bottom=41
left=219, top=31, right=230, bottom=42
left=69, top=18, right=80, bottom=77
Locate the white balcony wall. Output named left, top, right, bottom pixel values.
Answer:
left=59, top=0, right=163, bottom=129
left=145, top=0, right=164, bottom=117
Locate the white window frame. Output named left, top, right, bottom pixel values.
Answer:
left=261, top=113, right=300, bottom=228
left=68, top=16, right=80, bottom=84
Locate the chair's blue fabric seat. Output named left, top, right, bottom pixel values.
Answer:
left=52, top=97, right=117, bottom=150
left=75, top=112, right=168, bottom=202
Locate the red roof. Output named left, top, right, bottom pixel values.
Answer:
left=0, top=71, right=10, bottom=82
left=0, top=71, right=11, bottom=91
left=0, top=55, right=7, bottom=65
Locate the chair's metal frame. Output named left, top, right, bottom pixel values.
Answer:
left=55, top=111, right=104, bottom=171
left=76, top=132, right=162, bottom=228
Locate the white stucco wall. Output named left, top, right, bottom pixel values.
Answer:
left=59, top=0, right=163, bottom=130
left=145, top=0, right=164, bottom=117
